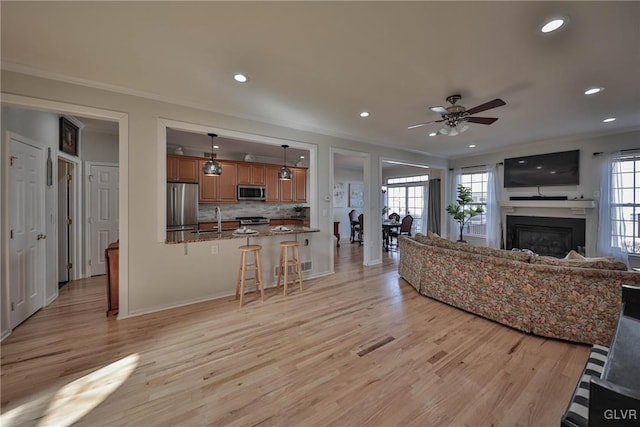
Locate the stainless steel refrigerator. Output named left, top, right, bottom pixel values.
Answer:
left=166, top=183, right=199, bottom=232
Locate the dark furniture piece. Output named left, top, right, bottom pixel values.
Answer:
left=354, top=213, right=364, bottom=245
left=334, top=221, right=340, bottom=247
left=561, top=285, right=640, bottom=427
left=382, top=220, right=400, bottom=252
left=105, top=241, right=119, bottom=317
left=349, top=209, right=360, bottom=243
left=389, top=215, right=413, bottom=249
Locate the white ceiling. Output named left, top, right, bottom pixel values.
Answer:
left=2, top=2, right=638, bottom=159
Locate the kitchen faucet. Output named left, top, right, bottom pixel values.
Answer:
left=215, top=206, right=222, bottom=234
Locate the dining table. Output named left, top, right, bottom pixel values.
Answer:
left=382, top=220, right=401, bottom=252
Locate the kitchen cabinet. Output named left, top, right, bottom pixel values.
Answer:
left=271, top=218, right=305, bottom=226
left=264, top=166, right=307, bottom=203
left=199, top=221, right=240, bottom=230
left=237, top=163, right=266, bottom=186
left=265, top=166, right=281, bottom=202
left=198, top=160, right=238, bottom=203
left=293, top=168, right=307, bottom=202
left=167, top=155, right=199, bottom=183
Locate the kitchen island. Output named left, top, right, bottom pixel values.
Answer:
left=166, top=225, right=319, bottom=244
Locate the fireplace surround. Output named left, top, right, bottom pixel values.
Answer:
left=506, top=215, right=586, bottom=257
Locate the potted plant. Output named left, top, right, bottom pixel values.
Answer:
left=446, top=184, right=484, bottom=243
left=293, top=205, right=305, bottom=217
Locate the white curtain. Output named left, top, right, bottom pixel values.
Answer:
left=447, top=168, right=461, bottom=240
left=596, top=151, right=629, bottom=265
left=485, top=164, right=502, bottom=248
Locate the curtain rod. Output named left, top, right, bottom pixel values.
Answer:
left=449, top=162, right=503, bottom=171
left=593, top=148, right=640, bottom=156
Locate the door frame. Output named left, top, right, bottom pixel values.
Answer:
left=85, top=161, right=119, bottom=277
left=1, top=93, right=130, bottom=322
left=57, top=151, right=82, bottom=281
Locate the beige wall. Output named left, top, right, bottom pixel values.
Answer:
left=1, top=70, right=446, bottom=328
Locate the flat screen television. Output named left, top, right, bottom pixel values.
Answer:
left=503, top=150, right=579, bottom=188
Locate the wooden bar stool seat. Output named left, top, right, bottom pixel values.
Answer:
left=236, top=244, right=264, bottom=307
left=277, top=241, right=303, bottom=296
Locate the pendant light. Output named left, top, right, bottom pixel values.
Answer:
left=278, top=144, right=292, bottom=180
left=203, top=133, right=222, bottom=176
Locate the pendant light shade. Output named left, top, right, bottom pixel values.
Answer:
left=279, top=144, right=292, bottom=180
left=203, top=133, right=222, bottom=176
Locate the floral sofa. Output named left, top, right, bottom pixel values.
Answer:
left=398, top=233, right=640, bottom=345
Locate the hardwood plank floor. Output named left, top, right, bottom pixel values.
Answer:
left=1, top=243, right=590, bottom=426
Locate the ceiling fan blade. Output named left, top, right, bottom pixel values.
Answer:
left=407, top=119, right=444, bottom=130
left=466, top=116, right=498, bottom=125
left=430, top=106, right=449, bottom=115
left=465, top=98, right=506, bottom=116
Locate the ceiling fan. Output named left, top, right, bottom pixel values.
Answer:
left=408, top=94, right=506, bottom=136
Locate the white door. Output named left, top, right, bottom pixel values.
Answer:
left=9, top=135, right=46, bottom=329
left=90, top=165, right=119, bottom=276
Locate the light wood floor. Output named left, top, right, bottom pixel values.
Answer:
left=1, top=243, right=590, bottom=426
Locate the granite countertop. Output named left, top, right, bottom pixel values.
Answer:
left=166, top=225, right=319, bottom=244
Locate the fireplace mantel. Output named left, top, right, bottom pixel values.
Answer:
left=500, top=200, right=596, bottom=215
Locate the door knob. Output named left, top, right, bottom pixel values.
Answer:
left=37, top=233, right=47, bottom=240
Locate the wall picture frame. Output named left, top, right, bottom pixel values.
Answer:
left=60, top=117, right=79, bottom=156
left=349, top=183, right=364, bottom=208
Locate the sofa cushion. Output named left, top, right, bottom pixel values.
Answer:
left=535, top=255, right=628, bottom=271
left=424, top=233, right=535, bottom=263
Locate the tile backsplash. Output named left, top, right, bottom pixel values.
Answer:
left=199, top=202, right=308, bottom=222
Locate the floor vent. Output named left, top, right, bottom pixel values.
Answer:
left=274, top=261, right=312, bottom=277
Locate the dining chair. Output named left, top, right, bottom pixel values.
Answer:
left=349, top=209, right=360, bottom=243
left=389, top=212, right=400, bottom=222
left=389, top=214, right=413, bottom=249
left=356, top=213, right=364, bottom=245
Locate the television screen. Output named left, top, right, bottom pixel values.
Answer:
left=503, top=150, right=579, bottom=188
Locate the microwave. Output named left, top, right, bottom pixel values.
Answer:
left=237, top=185, right=266, bottom=201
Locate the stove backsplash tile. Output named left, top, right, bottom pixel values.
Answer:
left=199, top=202, right=307, bottom=222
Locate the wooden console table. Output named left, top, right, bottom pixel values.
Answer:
left=105, top=241, right=119, bottom=317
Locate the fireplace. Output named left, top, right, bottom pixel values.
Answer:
left=506, top=216, right=586, bottom=258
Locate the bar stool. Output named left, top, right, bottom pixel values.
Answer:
left=277, top=241, right=303, bottom=296
left=236, top=244, right=264, bottom=307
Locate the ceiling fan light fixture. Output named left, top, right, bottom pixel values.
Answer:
left=203, top=133, right=222, bottom=176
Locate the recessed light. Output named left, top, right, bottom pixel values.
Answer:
left=233, top=73, right=248, bottom=83
left=550, top=171, right=557, bottom=174
left=536, top=166, right=543, bottom=169
left=213, top=145, right=219, bottom=149
left=603, top=117, right=616, bottom=123
left=518, top=160, right=526, bottom=164
left=300, top=155, right=305, bottom=159
left=359, top=111, right=369, bottom=118
left=429, top=132, right=437, bottom=137
left=541, top=18, right=565, bottom=33
left=468, top=144, right=476, bottom=148
left=584, top=87, right=603, bottom=95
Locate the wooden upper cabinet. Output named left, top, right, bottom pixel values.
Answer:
left=218, top=162, right=238, bottom=202
left=237, top=163, right=266, bottom=186
left=293, top=168, right=307, bottom=202
left=198, top=160, right=237, bottom=203
left=167, top=155, right=199, bottom=183
left=279, top=176, right=294, bottom=202
left=265, top=166, right=280, bottom=202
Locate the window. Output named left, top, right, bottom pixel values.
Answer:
left=385, top=175, right=428, bottom=235
left=460, top=171, right=488, bottom=237
left=611, top=154, right=640, bottom=253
